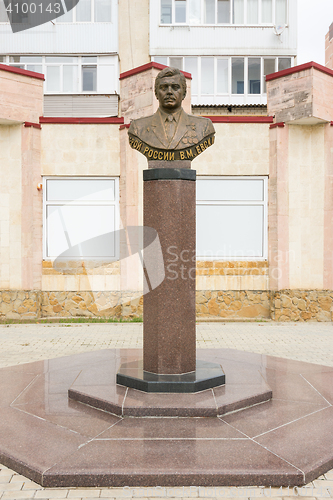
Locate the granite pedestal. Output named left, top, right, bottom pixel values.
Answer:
left=117, top=167, right=225, bottom=392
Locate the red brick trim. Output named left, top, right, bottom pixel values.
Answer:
left=204, top=116, right=274, bottom=123
left=266, top=61, right=333, bottom=82
left=119, top=124, right=130, bottom=130
left=39, top=117, right=124, bottom=124
left=120, top=62, right=192, bottom=80
left=330, top=121, right=333, bottom=126
left=269, top=122, right=285, bottom=129
left=24, top=121, right=42, bottom=129
left=0, top=63, right=45, bottom=80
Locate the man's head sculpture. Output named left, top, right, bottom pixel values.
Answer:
left=128, top=67, right=215, bottom=162
left=154, top=67, right=187, bottom=101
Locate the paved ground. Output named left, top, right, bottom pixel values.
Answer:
left=0, top=321, right=333, bottom=499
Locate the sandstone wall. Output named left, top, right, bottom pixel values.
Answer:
left=0, top=125, right=22, bottom=290
left=196, top=261, right=269, bottom=291
left=288, top=125, right=325, bottom=289
left=272, top=290, right=333, bottom=322
left=194, top=123, right=269, bottom=176
left=41, top=124, right=120, bottom=176
left=1, top=289, right=333, bottom=322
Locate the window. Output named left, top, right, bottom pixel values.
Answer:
left=175, top=0, right=186, bottom=22
left=263, top=57, right=275, bottom=92
left=232, top=58, right=244, bottom=94
left=248, top=58, right=261, bottom=94
left=196, top=177, right=267, bottom=259
left=160, top=0, right=287, bottom=25
left=55, top=0, right=111, bottom=22
left=153, top=55, right=292, bottom=103
left=3, top=55, right=117, bottom=94
left=44, top=178, right=119, bottom=259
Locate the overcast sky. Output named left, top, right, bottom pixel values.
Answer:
left=297, top=0, right=333, bottom=65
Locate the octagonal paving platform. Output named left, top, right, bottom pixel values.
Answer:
left=0, top=348, right=333, bottom=488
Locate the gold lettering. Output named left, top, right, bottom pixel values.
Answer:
left=200, top=143, right=205, bottom=153
left=158, top=151, right=163, bottom=160
left=207, top=138, right=211, bottom=146
left=212, top=136, right=215, bottom=144
left=186, top=149, right=193, bottom=158
left=204, top=141, right=208, bottom=149
left=180, top=151, right=185, bottom=160
left=164, top=152, right=169, bottom=160
left=148, top=149, right=153, bottom=158
left=153, top=150, right=158, bottom=159
left=169, top=152, right=175, bottom=161
left=143, top=146, right=149, bottom=155
left=196, top=146, right=201, bottom=155
left=137, top=141, right=143, bottom=151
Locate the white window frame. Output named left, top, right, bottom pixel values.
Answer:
left=196, top=176, right=268, bottom=260
left=159, top=0, right=288, bottom=26
left=1, top=55, right=119, bottom=95
left=152, top=55, right=293, bottom=104
left=56, top=0, right=112, bottom=22
left=43, top=176, right=120, bottom=260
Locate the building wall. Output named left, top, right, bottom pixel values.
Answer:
left=40, top=122, right=121, bottom=295
left=325, top=24, right=333, bottom=70
left=3, top=62, right=333, bottom=321
left=288, top=125, right=325, bottom=289
left=41, top=124, right=120, bottom=177
left=195, top=122, right=270, bottom=176
left=0, top=67, right=43, bottom=299
left=118, top=0, right=150, bottom=73
left=0, top=125, right=22, bottom=290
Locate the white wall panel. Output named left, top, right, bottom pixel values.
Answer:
left=150, top=25, right=296, bottom=55
left=0, top=15, right=117, bottom=54
left=44, top=94, right=119, bottom=117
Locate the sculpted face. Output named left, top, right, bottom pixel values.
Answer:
left=156, top=75, right=184, bottom=113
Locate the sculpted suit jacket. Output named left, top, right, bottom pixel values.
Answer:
left=128, top=108, right=215, bottom=150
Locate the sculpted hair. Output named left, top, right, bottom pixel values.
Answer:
left=154, top=67, right=187, bottom=99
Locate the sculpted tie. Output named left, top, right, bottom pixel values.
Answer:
left=166, top=114, right=176, bottom=143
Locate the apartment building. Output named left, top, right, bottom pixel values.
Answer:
left=0, top=0, right=296, bottom=113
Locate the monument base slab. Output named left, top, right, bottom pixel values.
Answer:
left=116, top=359, right=225, bottom=393
left=0, top=348, right=332, bottom=487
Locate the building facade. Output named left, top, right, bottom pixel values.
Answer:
left=1, top=1, right=333, bottom=322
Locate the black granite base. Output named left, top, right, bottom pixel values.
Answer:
left=116, top=359, right=225, bottom=393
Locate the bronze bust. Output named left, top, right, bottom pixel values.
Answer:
left=128, top=67, right=215, bottom=161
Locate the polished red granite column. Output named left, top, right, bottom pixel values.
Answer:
left=143, top=168, right=196, bottom=374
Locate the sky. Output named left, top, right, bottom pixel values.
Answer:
left=297, top=0, right=333, bottom=65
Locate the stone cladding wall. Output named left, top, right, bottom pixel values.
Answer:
left=0, top=289, right=333, bottom=322
left=196, top=291, right=271, bottom=320
left=271, top=290, right=333, bottom=322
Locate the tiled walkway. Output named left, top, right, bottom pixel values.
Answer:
left=0, top=321, right=333, bottom=499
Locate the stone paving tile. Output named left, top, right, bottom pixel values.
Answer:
left=22, top=481, right=44, bottom=490
left=0, top=478, right=12, bottom=485
left=1, top=491, right=35, bottom=499
left=34, top=489, right=71, bottom=498
left=67, top=490, right=102, bottom=498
